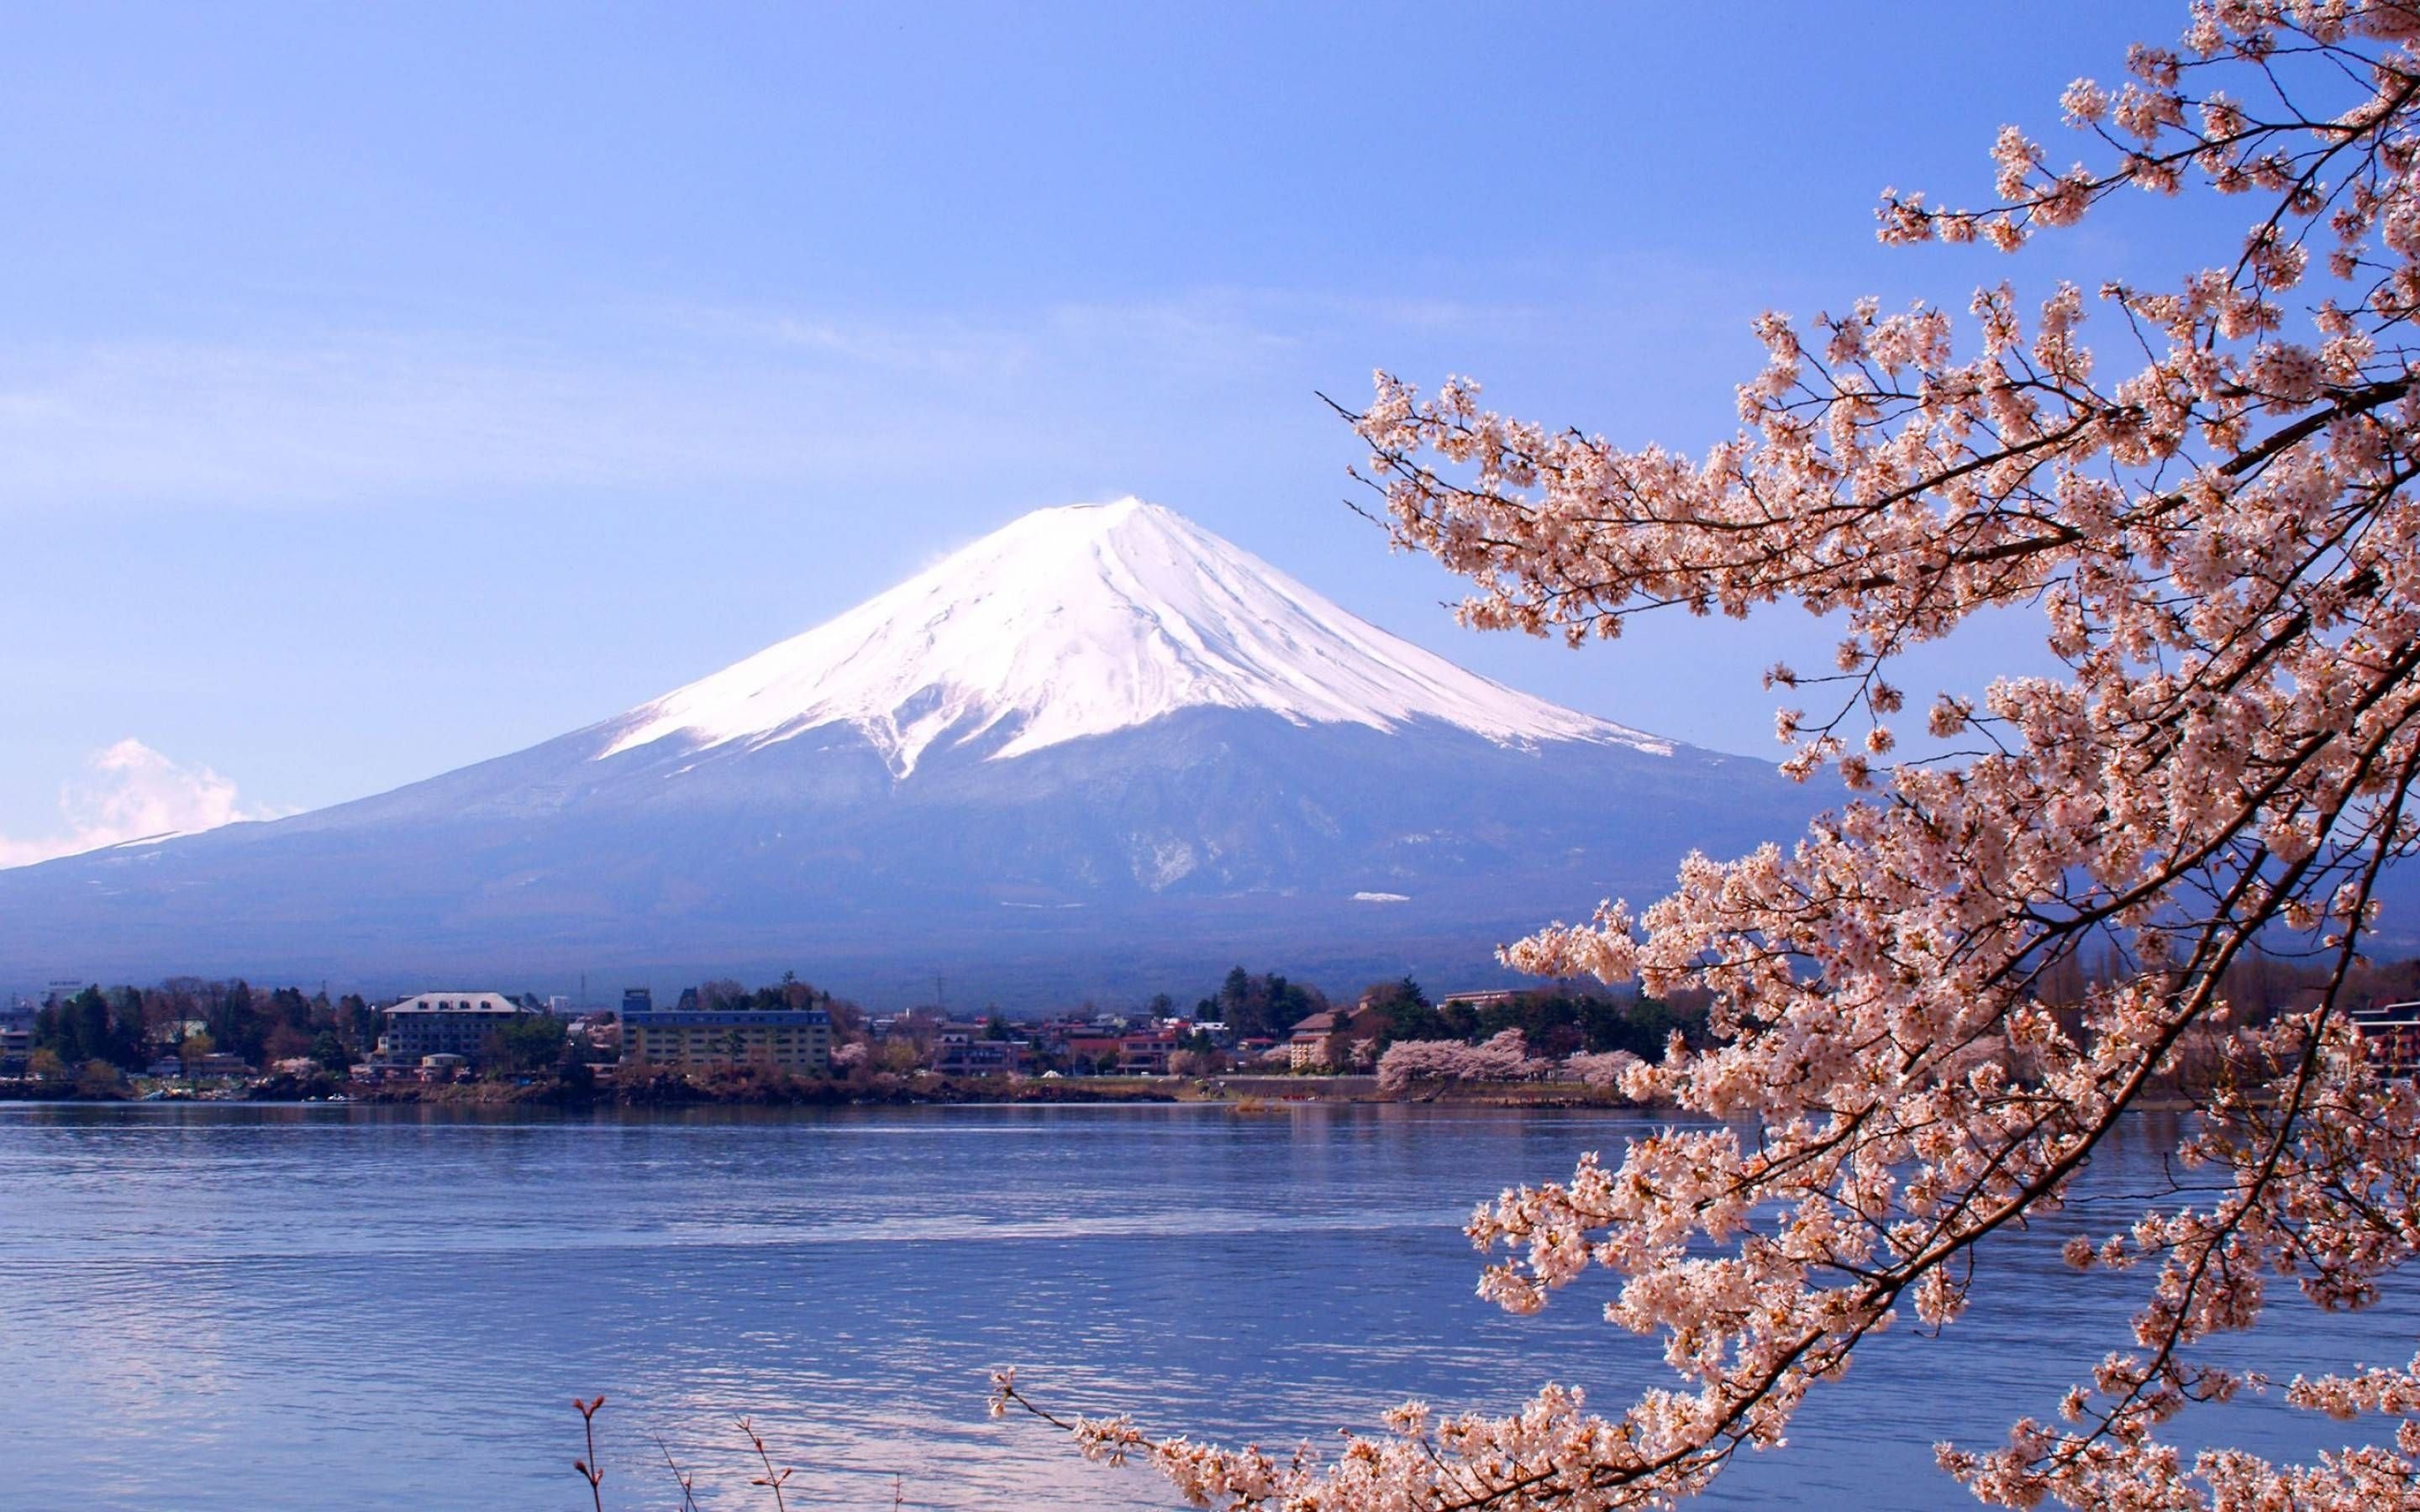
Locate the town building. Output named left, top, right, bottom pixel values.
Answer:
left=1117, top=1027, right=1181, bottom=1074
left=377, top=992, right=539, bottom=1066
left=0, top=1000, right=31, bottom=1075
left=1060, top=1033, right=1123, bottom=1069
left=150, top=1052, right=251, bottom=1079
left=1286, top=1012, right=1344, bottom=1070
left=2354, top=1000, right=2420, bottom=1077
left=621, top=1007, right=832, bottom=1074
left=932, top=1032, right=1024, bottom=1077
left=1286, top=1005, right=1386, bottom=1071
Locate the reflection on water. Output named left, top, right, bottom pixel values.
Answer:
left=0, top=1104, right=2407, bottom=1509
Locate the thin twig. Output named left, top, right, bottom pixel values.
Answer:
left=738, top=1415, right=794, bottom=1512
left=572, top=1395, right=607, bottom=1512
left=652, top=1431, right=702, bottom=1512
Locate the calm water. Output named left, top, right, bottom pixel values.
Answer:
left=0, top=1103, right=2410, bottom=1510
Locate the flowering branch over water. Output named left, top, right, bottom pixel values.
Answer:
left=1004, top=3, right=2420, bottom=1507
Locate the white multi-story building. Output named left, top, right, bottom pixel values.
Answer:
left=377, top=992, right=535, bottom=1065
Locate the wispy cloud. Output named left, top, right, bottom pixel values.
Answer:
left=0, top=739, right=281, bottom=869
left=0, top=266, right=1767, bottom=512
left=0, top=331, right=975, bottom=507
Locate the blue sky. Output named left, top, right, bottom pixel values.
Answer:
left=2, top=1, right=2216, bottom=858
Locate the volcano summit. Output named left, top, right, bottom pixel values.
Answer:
left=0, top=499, right=1818, bottom=1004
left=602, top=498, right=1666, bottom=774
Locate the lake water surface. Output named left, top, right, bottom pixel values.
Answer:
left=0, top=1103, right=2410, bottom=1509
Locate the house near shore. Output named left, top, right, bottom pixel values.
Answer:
left=1116, top=1026, right=1180, bottom=1074
left=146, top=1052, right=251, bottom=1079
left=931, top=1031, right=1025, bottom=1078
left=1286, top=1005, right=1386, bottom=1072
left=2354, top=1000, right=2420, bottom=1077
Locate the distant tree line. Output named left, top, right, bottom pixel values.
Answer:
left=1165, top=964, right=1711, bottom=1069
left=675, top=972, right=848, bottom=1016
left=32, top=979, right=381, bottom=1074
left=1355, top=978, right=1709, bottom=1062
left=1196, top=966, right=1330, bottom=1041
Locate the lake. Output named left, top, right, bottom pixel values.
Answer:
left=0, top=1102, right=2408, bottom=1509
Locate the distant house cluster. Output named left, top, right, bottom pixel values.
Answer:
left=902, top=1009, right=1239, bottom=1079
left=2, top=969, right=1722, bottom=1093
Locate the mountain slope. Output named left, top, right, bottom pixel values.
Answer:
left=596, top=498, right=1666, bottom=778
left=0, top=499, right=1823, bottom=1005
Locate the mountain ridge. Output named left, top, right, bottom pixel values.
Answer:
left=0, top=500, right=1821, bottom=1005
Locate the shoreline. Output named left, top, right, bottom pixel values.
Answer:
left=0, top=1069, right=1643, bottom=1110
left=0, top=1073, right=2211, bottom=1115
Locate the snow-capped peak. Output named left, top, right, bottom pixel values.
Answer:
left=597, top=496, right=1671, bottom=775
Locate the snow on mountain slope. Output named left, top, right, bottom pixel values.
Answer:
left=600, top=497, right=1669, bottom=776
left=0, top=497, right=1820, bottom=1001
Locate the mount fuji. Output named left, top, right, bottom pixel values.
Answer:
left=0, top=499, right=1822, bottom=1005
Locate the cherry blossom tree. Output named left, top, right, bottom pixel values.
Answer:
left=997, top=4, right=2420, bottom=1505
left=1560, top=1049, right=1644, bottom=1092
left=1376, top=1030, right=1551, bottom=1095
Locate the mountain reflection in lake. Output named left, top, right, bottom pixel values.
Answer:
left=0, top=1103, right=2407, bottom=1509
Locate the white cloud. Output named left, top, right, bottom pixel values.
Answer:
left=0, top=739, right=278, bottom=869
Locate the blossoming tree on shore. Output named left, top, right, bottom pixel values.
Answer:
left=1376, top=1029, right=1550, bottom=1095
left=997, top=3, right=2420, bottom=1505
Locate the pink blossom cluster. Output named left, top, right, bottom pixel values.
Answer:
left=1561, top=1050, right=1646, bottom=1091
left=1374, top=1036, right=1645, bottom=1096
left=1005, top=3, right=2420, bottom=1506
left=1376, top=1030, right=1552, bottom=1093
